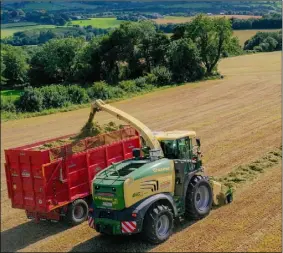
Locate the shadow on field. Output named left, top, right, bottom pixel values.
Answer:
left=1, top=220, right=70, bottom=252
left=70, top=233, right=155, bottom=252
left=70, top=220, right=198, bottom=252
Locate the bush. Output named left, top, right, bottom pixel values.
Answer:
left=245, top=50, right=257, bottom=54
left=151, top=66, right=172, bottom=86
left=108, top=86, right=126, bottom=98
left=259, top=42, right=269, bottom=52
left=145, top=73, right=158, bottom=85
left=118, top=80, right=140, bottom=93
left=16, top=86, right=43, bottom=112
left=87, top=81, right=112, bottom=100
left=134, top=77, right=147, bottom=88
left=222, top=51, right=229, bottom=58
left=254, top=45, right=263, bottom=52
left=40, top=85, right=69, bottom=109
left=67, top=85, right=89, bottom=104
left=0, top=97, right=17, bottom=112
left=244, top=31, right=282, bottom=52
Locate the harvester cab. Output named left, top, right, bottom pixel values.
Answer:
left=87, top=100, right=233, bottom=244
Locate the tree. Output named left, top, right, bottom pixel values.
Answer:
left=29, top=38, right=84, bottom=85
left=262, top=36, right=278, bottom=51
left=166, top=38, right=205, bottom=83
left=171, top=24, right=188, bottom=40
left=181, top=14, right=233, bottom=75
left=2, top=45, right=28, bottom=85
left=99, top=22, right=144, bottom=83
left=135, top=20, right=157, bottom=73
left=223, top=36, right=243, bottom=57
left=73, top=36, right=103, bottom=83
left=137, top=22, right=170, bottom=72
left=1, top=54, right=7, bottom=85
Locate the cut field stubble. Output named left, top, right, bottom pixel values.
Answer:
left=1, top=52, right=281, bottom=252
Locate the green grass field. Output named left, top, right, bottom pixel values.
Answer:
left=1, top=24, right=56, bottom=38
left=1, top=22, right=38, bottom=28
left=71, top=18, right=124, bottom=29
left=1, top=90, right=22, bottom=99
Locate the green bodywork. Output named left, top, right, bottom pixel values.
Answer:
left=95, top=218, right=122, bottom=235
left=90, top=136, right=233, bottom=236
left=93, top=158, right=172, bottom=210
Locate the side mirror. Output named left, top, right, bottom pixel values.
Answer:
left=196, top=138, right=201, bottom=147
left=132, top=148, right=141, bottom=159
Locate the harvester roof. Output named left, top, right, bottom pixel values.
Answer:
left=153, top=131, right=196, bottom=140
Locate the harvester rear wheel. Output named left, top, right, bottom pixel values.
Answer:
left=66, top=199, right=88, bottom=226
left=185, top=175, right=213, bottom=220
left=142, top=204, right=174, bottom=244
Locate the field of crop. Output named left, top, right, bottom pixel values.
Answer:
left=233, top=29, right=282, bottom=46
left=154, top=14, right=262, bottom=24
left=71, top=18, right=124, bottom=28
left=1, top=51, right=281, bottom=252
left=1, top=24, right=56, bottom=38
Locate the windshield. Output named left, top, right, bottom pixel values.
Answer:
left=160, top=137, right=191, bottom=159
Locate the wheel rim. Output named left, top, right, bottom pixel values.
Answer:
left=74, top=205, right=84, bottom=219
left=156, top=214, right=170, bottom=237
left=195, top=185, right=210, bottom=211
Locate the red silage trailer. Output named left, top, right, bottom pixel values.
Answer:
left=4, top=126, right=141, bottom=225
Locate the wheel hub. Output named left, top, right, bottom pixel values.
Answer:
left=157, top=214, right=170, bottom=237
left=195, top=185, right=209, bottom=211
left=74, top=205, right=84, bottom=219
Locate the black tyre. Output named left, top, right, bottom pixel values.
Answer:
left=185, top=175, right=213, bottom=220
left=66, top=199, right=88, bottom=226
left=142, top=204, right=174, bottom=244
left=226, top=193, right=233, bottom=204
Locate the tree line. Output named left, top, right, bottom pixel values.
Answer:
left=117, top=13, right=163, bottom=22
left=1, top=15, right=240, bottom=88
left=1, top=26, right=109, bottom=46
left=231, top=13, right=282, bottom=30
left=2, top=9, right=72, bottom=26
left=157, top=14, right=282, bottom=34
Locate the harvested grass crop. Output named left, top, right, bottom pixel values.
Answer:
left=33, top=121, right=123, bottom=151
left=212, top=147, right=282, bottom=189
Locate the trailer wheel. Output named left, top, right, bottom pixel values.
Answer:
left=185, top=175, right=213, bottom=220
left=142, top=204, right=174, bottom=244
left=66, top=199, right=88, bottom=226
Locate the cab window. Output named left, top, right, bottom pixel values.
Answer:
left=160, top=140, right=178, bottom=159
left=177, top=137, right=191, bottom=159
left=160, top=137, right=191, bottom=159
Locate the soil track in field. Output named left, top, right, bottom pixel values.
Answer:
left=1, top=51, right=281, bottom=252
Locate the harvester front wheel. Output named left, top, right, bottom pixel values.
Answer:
left=142, top=204, right=174, bottom=244
left=66, top=199, right=88, bottom=226
left=185, top=175, right=213, bottom=220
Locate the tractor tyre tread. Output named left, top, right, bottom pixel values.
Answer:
left=142, top=204, right=174, bottom=244
left=185, top=175, right=213, bottom=220
left=65, top=198, right=88, bottom=226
